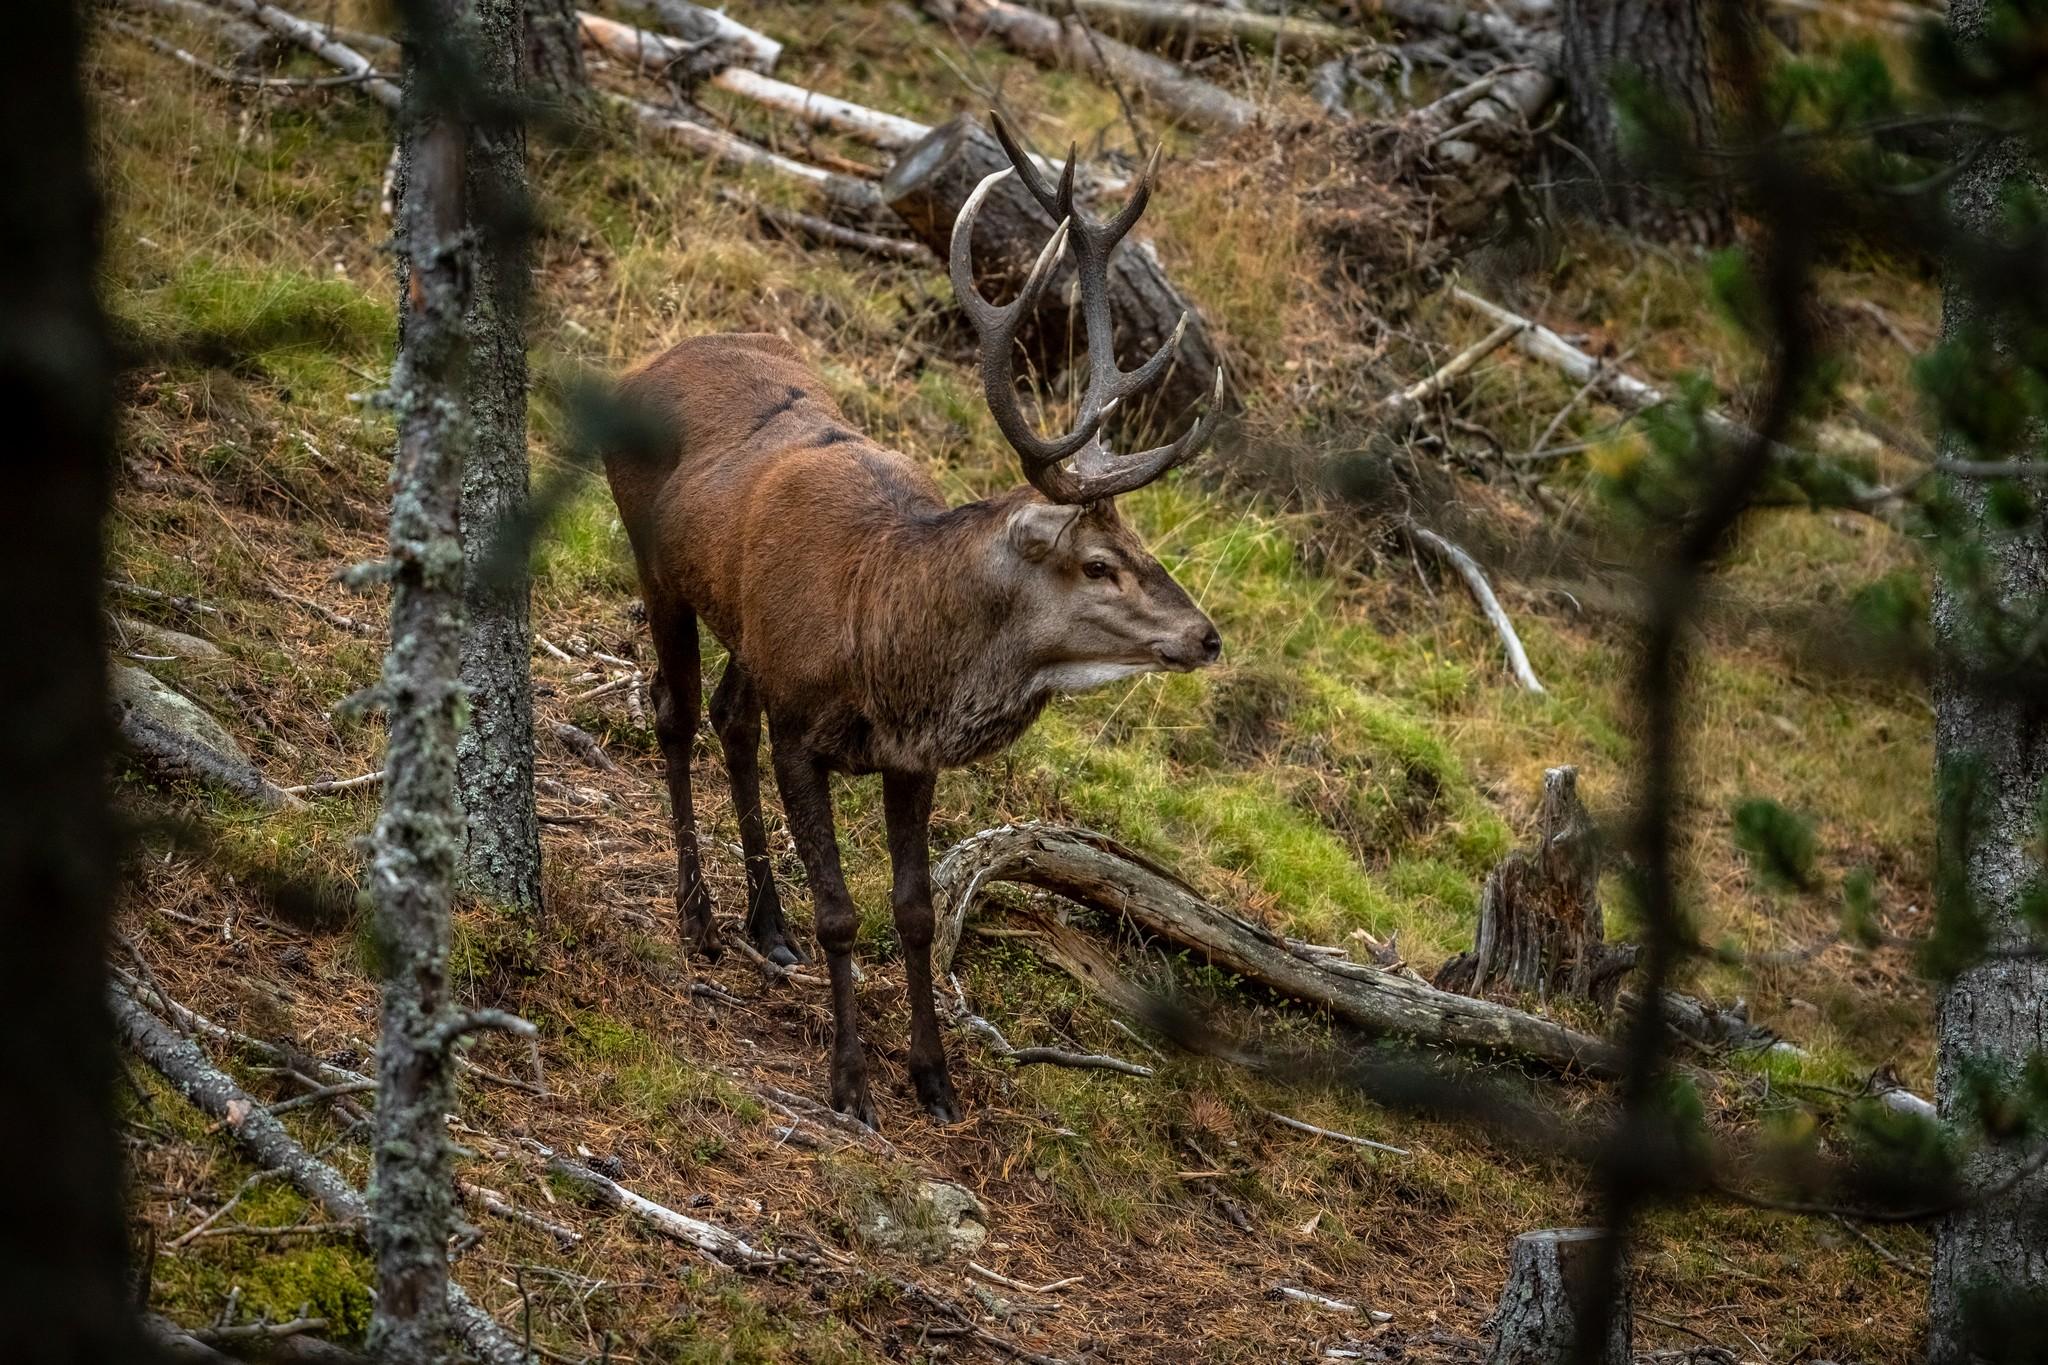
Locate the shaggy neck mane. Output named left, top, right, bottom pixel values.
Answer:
left=843, top=490, right=1051, bottom=763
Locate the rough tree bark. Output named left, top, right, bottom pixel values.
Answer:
left=1435, top=767, right=1635, bottom=1007
left=1486, top=1229, right=1630, bottom=1365
left=1927, top=1, right=2048, bottom=1358
left=882, top=115, right=1226, bottom=432
left=522, top=0, right=587, bottom=97
left=0, top=4, right=144, bottom=1362
left=371, top=5, right=478, bottom=1359
left=458, top=0, right=544, bottom=916
left=1558, top=0, right=1732, bottom=243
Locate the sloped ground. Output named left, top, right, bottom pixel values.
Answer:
left=102, top=3, right=1942, bottom=1361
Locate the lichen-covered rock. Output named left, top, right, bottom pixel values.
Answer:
left=853, top=1179, right=989, bottom=1263
left=112, top=615, right=226, bottom=661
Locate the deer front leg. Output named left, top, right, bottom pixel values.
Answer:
left=768, top=736, right=876, bottom=1129
left=649, top=607, right=717, bottom=960
left=884, top=770, right=958, bottom=1123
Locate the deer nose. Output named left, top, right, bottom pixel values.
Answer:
left=1200, top=627, right=1222, bottom=663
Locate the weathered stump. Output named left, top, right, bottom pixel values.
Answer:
left=880, top=115, right=1225, bottom=433
left=1487, top=1228, right=1630, bottom=1365
left=1435, top=766, right=1635, bottom=1007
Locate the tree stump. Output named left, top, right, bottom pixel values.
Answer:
left=1434, top=766, right=1635, bottom=1007
left=1487, top=1228, right=1630, bottom=1365
left=880, top=115, right=1225, bottom=435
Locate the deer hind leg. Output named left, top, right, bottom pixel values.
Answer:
left=884, top=770, right=959, bottom=1123
left=708, top=659, right=802, bottom=965
left=649, top=604, right=717, bottom=960
left=767, top=731, right=876, bottom=1129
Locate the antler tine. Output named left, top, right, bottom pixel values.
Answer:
left=1100, top=141, right=1162, bottom=257
left=989, top=111, right=1071, bottom=218
left=1048, top=367, right=1225, bottom=504
left=1106, top=312, right=1189, bottom=404
left=950, top=168, right=1108, bottom=473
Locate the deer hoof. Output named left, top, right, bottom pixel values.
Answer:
left=915, top=1071, right=961, bottom=1125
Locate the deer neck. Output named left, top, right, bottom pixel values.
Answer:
left=847, top=494, right=1054, bottom=770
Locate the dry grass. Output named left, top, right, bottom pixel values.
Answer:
left=96, top=3, right=1944, bottom=1360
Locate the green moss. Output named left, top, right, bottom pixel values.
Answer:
left=560, top=1010, right=765, bottom=1132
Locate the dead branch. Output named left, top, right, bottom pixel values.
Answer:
left=1022, top=0, right=1353, bottom=55
left=111, top=987, right=532, bottom=1365
left=718, top=188, right=931, bottom=260
left=1451, top=287, right=1898, bottom=516
left=1380, top=319, right=1526, bottom=422
left=947, top=973, right=1156, bottom=1076
left=1405, top=526, right=1546, bottom=693
left=262, top=583, right=377, bottom=635
left=205, top=0, right=402, bottom=110
left=460, top=1181, right=583, bottom=1249
left=544, top=1154, right=777, bottom=1268
left=104, top=16, right=390, bottom=92
left=579, top=13, right=925, bottom=149
left=967, top=1262, right=1084, bottom=1295
left=1258, top=1107, right=1409, bottom=1156
left=928, top=0, right=1257, bottom=133
left=107, top=578, right=221, bottom=616
left=549, top=719, right=622, bottom=774
left=281, top=770, right=384, bottom=796
left=930, top=824, right=1625, bottom=1077
left=608, top=93, right=884, bottom=214
left=1270, top=1285, right=1393, bottom=1320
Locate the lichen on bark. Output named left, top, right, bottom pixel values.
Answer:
left=1928, top=3, right=2048, bottom=1359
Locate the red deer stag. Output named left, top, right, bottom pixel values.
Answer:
left=602, top=116, right=1222, bottom=1128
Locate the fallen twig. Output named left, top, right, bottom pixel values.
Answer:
left=1269, top=1285, right=1394, bottom=1321
left=1405, top=525, right=1545, bottom=694
left=282, top=770, right=384, bottom=796
left=1379, top=319, right=1525, bottom=422
left=263, top=583, right=378, bottom=636
left=719, top=187, right=931, bottom=260
left=545, top=1154, right=777, bottom=1269
left=550, top=720, right=622, bottom=774
left=967, top=1261, right=1084, bottom=1295
left=1259, top=1107, right=1409, bottom=1157
left=948, top=974, right=1155, bottom=1076
left=111, top=986, right=532, bottom=1365
left=461, top=1182, right=584, bottom=1250
left=105, top=16, right=390, bottom=91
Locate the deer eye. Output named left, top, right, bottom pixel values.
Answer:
left=1082, top=559, right=1114, bottom=581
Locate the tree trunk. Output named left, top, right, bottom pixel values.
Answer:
left=0, top=5, right=143, bottom=1363
left=459, top=0, right=544, bottom=917
left=1435, top=767, right=1636, bottom=1007
left=371, top=7, right=476, bottom=1360
left=881, top=115, right=1226, bottom=435
left=1487, top=1229, right=1630, bottom=1365
left=522, top=0, right=586, bottom=97
left=1558, top=0, right=1730, bottom=243
left=1927, top=2, right=2048, bottom=1359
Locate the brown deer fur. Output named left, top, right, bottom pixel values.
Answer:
left=602, top=121, right=1220, bottom=1129
left=605, top=334, right=1217, bottom=1127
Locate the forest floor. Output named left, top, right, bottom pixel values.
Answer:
left=99, top=2, right=1944, bottom=1361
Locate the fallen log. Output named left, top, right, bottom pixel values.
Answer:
left=609, top=93, right=884, bottom=214
left=111, top=664, right=300, bottom=810
left=629, top=0, right=782, bottom=72
left=1020, top=0, right=1354, bottom=56
left=206, top=0, right=402, bottom=110
left=108, top=0, right=266, bottom=55
left=927, top=0, right=1258, bottom=133
left=579, top=13, right=927, bottom=150
left=111, top=987, right=531, bottom=1365
left=881, top=115, right=1225, bottom=429
left=930, top=823, right=1626, bottom=1077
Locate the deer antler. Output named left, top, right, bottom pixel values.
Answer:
left=950, top=113, right=1224, bottom=505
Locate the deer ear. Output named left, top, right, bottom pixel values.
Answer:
left=1006, top=502, right=1081, bottom=563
